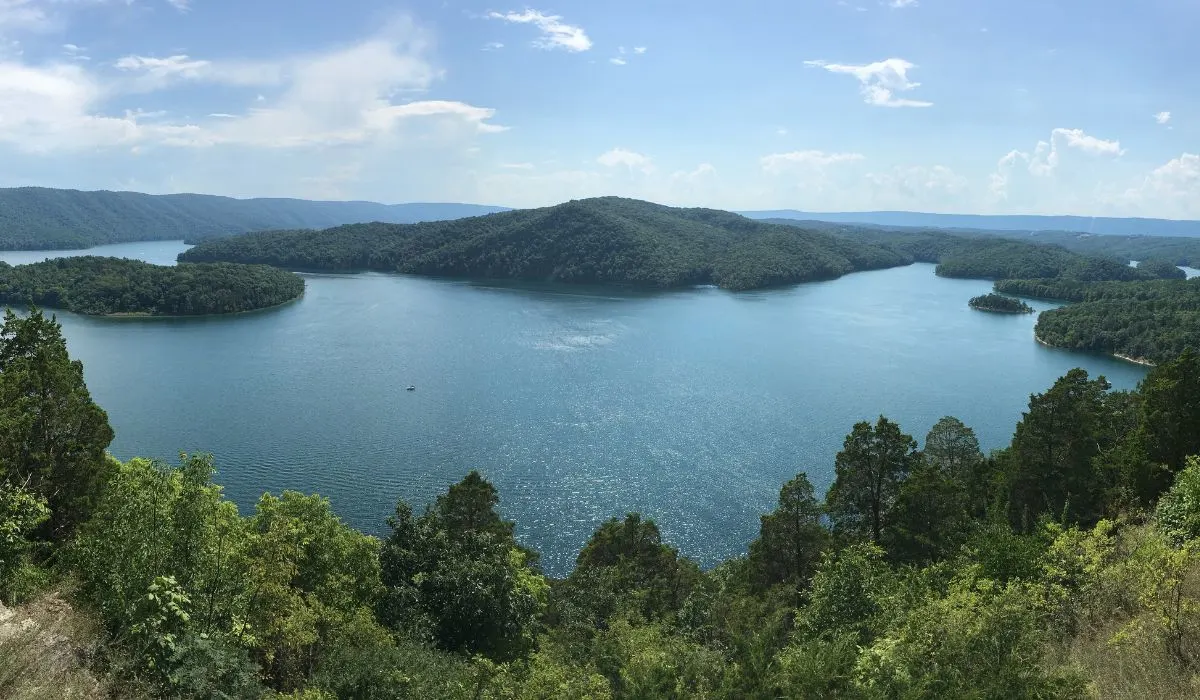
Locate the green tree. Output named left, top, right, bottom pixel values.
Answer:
left=826, top=416, right=919, bottom=543
left=378, top=471, right=547, bottom=662
left=923, top=416, right=983, bottom=486
left=1139, top=349, right=1200, bottom=476
left=885, top=461, right=973, bottom=565
left=1156, top=456, right=1200, bottom=545
left=747, top=473, right=829, bottom=594
left=0, top=480, right=49, bottom=601
left=1005, top=369, right=1115, bottom=526
left=0, top=308, right=113, bottom=536
left=242, top=490, right=383, bottom=690
left=569, top=513, right=701, bottom=623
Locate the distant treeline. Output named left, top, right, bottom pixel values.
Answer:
left=0, top=256, right=304, bottom=316
left=0, top=187, right=505, bottom=250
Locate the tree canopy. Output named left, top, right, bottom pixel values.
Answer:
left=0, top=256, right=304, bottom=316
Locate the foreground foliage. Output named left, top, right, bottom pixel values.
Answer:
left=5, top=307, right=1200, bottom=697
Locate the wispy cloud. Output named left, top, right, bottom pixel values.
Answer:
left=609, top=57, right=626, bottom=66
left=633, top=47, right=647, bottom=54
left=487, top=9, right=591, bottom=52
left=760, top=150, right=865, bottom=174
left=501, top=162, right=534, bottom=170
left=888, top=0, right=918, bottom=7
left=805, top=58, right=932, bottom=108
left=1156, top=111, right=1172, bottom=125
left=482, top=41, right=504, bottom=51
left=597, top=147, right=652, bottom=173
left=166, top=0, right=190, bottom=12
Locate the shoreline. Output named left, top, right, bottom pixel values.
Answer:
left=5, top=290, right=305, bottom=322
left=1034, top=332, right=1156, bottom=368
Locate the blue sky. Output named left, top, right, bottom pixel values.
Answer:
left=0, top=0, right=1196, bottom=217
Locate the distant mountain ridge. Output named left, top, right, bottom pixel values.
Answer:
left=0, top=187, right=508, bottom=250
left=741, top=210, right=1200, bottom=238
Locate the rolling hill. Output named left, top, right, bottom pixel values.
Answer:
left=179, top=197, right=1162, bottom=291
left=179, top=197, right=916, bottom=290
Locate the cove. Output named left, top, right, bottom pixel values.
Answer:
left=0, top=240, right=1148, bottom=574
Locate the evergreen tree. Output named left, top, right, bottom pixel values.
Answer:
left=826, top=417, right=920, bottom=543
left=0, top=308, right=113, bottom=536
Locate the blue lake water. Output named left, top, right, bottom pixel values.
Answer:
left=0, top=240, right=1149, bottom=573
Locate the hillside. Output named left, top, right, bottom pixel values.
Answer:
left=0, top=187, right=507, bottom=250
left=745, top=209, right=1200, bottom=237
left=179, top=197, right=916, bottom=290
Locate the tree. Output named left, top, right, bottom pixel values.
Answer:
left=1005, top=369, right=1115, bottom=526
left=885, top=461, right=973, bottom=565
left=0, top=308, right=113, bottom=536
left=923, top=416, right=983, bottom=484
left=1156, top=456, right=1200, bottom=545
left=0, top=480, right=49, bottom=601
left=243, top=491, right=383, bottom=690
left=747, top=473, right=829, bottom=593
left=570, top=513, right=701, bottom=622
left=825, top=416, right=919, bottom=543
left=1139, top=349, right=1200, bottom=475
left=378, top=471, right=547, bottom=662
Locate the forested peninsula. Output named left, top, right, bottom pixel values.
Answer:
left=10, top=308, right=1200, bottom=698
left=179, top=197, right=1157, bottom=292
left=0, top=257, right=305, bottom=316
left=179, top=197, right=917, bottom=290
left=989, top=277, right=1200, bottom=364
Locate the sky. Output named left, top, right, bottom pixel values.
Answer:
left=0, top=0, right=1197, bottom=217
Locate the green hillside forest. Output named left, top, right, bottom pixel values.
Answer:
left=0, top=187, right=506, bottom=250
left=8, top=306, right=1200, bottom=698
left=0, top=257, right=305, bottom=316
left=181, top=197, right=1160, bottom=292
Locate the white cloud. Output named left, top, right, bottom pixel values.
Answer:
left=609, top=57, right=626, bottom=66
left=116, top=54, right=211, bottom=80
left=889, top=0, right=918, bottom=7
left=989, top=128, right=1124, bottom=200
left=501, top=162, right=534, bottom=169
left=166, top=0, right=190, bottom=11
left=0, top=23, right=505, bottom=153
left=597, top=147, right=653, bottom=172
left=488, top=9, right=591, bottom=52
left=1054, top=127, right=1123, bottom=156
left=1120, top=153, right=1200, bottom=218
left=633, top=47, right=647, bottom=54
left=1156, top=111, right=1171, bottom=125
left=482, top=41, right=504, bottom=51
left=760, top=150, right=865, bottom=174
left=805, top=58, right=932, bottom=108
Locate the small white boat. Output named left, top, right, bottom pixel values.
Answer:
left=406, top=385, right=416, bottom=391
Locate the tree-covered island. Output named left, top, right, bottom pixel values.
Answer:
left=968, top=293, right=1034, bottom=314
left=0, top=256, right=305, bottom=316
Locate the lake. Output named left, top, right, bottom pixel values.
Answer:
left=0, top=240, right=1149, bottom=574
